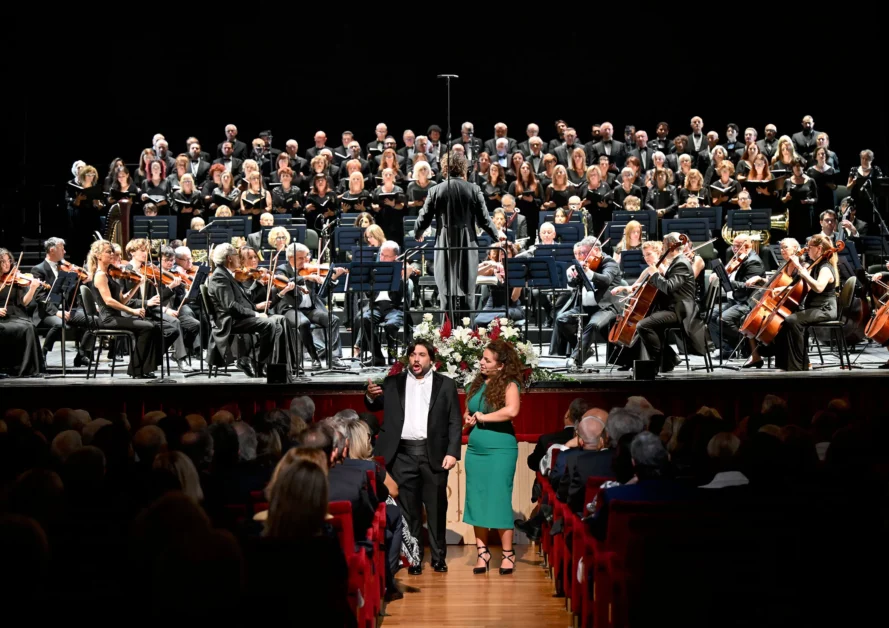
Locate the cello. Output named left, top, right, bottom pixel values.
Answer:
left=608, top=234, right=688, bottom=347
left=743, top=240, right=844, bottom=345
left=864, top=275, right=889, bottom=345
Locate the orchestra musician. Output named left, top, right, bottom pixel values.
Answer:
left=707, top=234, right=764, bottom=360
left=551, top=237, right=623, bottom=367
left=475, top=242, right=524, bottom=328
left=771, top=234, right=838, bottom=372
left=205, top=243, right=286, bottom=378
left=634, top=232, right=707, bottom=372
left=274, top=243, right=347, bottom=370
left=30, top=237, right=94, bottom=367
left=86, top=240, right=162, bottom=379
left=352, top=240, right=406, bottom=367
left=0, top=248, right=46, bottom=377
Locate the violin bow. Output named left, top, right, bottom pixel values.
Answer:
left=2, top=251, right=24, bottom=309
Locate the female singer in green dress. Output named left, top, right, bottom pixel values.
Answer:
left=463, top=338, right=523, bottom=575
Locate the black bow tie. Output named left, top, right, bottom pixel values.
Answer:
left=603, top=140, right=612, bottom=144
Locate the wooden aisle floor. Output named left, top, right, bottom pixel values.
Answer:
left=382, top=545, right=574, bottom=627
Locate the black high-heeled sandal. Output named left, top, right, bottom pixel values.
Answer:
left=499, top=549, right=516, bottom=575
left=473, top=546, right=491, bottom=574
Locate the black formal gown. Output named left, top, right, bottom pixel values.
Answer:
left=90, top=274, right=162, bottom=377
left=0, top=282, right=44, bottom=377
left=783, top=177, right=818, bottom=241
left=140, top=179, right=172, bottom=214
left=338, top=189, right=371, bottom=216
left=171, top=190, right=204, bottom=237
left=508, top=182, right=542, bottom=232
left=271, top=185, right=304, bottom=217
left=405, top=181, right=436, bottom=217
left=806, top=166, right=837, bottom=211
left=371, top=186, right=406, bottom=245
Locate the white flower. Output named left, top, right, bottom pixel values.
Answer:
left=498, top=317, right=510, bottom=327
left=438, top=346, right=453, bottom=358
left=500, top=326, right=518, bottom=340
left=453, top=353, right=462, bottom=363
left=445, top=363, right=459, bottom=377
left=415, top=322, right=430, bottom=336
left=423, top=313, right=433, bottom=322
left=454, top=328, right=473, bottom=343
left=478, top=326, right=487, bottom=337
left=462, top=317, right=471, bottom=327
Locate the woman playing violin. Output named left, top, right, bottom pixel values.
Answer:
left=87, top=240, right=163, bottom=378
left=0, top=248, right=45, bottom=377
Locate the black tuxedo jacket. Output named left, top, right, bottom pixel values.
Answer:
left=484, top=137, right=517, bottom=156
left=527, top=426, right=575, bottom=471
left=289, top=155, right=309, bottom=175
left=189, top=160, right=211, bottom=185
left=328, top=463, right=377, bottom=539
left=505, top=212, right=529, bottom=244
left=629, top=146, right=656, bottom=171
left=212, top=157, right=243, bottom=179
left=30, top=259, right=60, bottom=319
left=560, top=448, right=616, bottom=512
left=366, top=371, right=462, bottom=472
left=273, top=263, right=325, bottom=312
left=792, top=130, right=818, bottom=159
left=649, top=255, right=707, bottom=354
left=554, top=143, right=583, bottom=167
left=206, top=266, right=259, bottom=341
left=727, top=251, right=764, bottom=303
left=590, top=140, right=629, bottom=169
left=217, top=139, right=248, bottom=160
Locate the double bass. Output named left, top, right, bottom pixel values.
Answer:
left=740, top=241, right=844, bottom=345
left=608, top=234, right=688, bottom=347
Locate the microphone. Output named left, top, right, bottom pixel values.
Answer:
left=437, top=74, right=459, bottom=78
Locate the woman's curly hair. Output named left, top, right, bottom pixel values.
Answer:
left=467, top=338, right=524, bottom=410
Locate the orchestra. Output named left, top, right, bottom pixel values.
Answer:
left=3, top=115, right=887, bottom=380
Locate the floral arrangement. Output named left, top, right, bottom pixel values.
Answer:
left=385, top=314, right=563, bottom=387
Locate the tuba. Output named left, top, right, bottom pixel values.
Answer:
left=721, top=209, right=788, bottom=250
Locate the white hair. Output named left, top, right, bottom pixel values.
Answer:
left=287, top=242, right=310, bottom=258
left=174, top=246, right=191, bottom=258
left=413, top=161, right=432, bottom=179
left=380, top=240, right=400, bottom=255
left=71, top=160, right=85, bottom=178
left=621, top=167, right=635, bottom=178
left=653, top=151, right=665, bottom=161
left=212, top=243, right=236, bottom=265
left=462, top=122, right=474, bottom=132
left=496, top=138, right=508, bottom=147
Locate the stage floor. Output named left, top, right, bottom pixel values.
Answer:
left=3, top=340, right=886, bottom=390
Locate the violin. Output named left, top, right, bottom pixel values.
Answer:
left=106, top=264, right=144, bottom=283
left=298, top=262, right=333, bottom=277
left=724, top=250, right=749, bottom=275
left=1, top=270, right=51, bottom=290
left=141, top=263, right=181, bottom=286
left=233, top=267, right=293, bottom=291
left=59, top=259, right=89, bottom=281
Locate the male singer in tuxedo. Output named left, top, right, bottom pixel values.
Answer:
left=216, top=124, right=249, bottom=160
left=636, top=232, right=707, bottom=372
left=590, top=121, right=629, bottom=170
left=366, top=338, right=462, bottom=574
left=501, top=194, right=528, bottom=247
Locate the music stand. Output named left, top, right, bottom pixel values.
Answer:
left=554, top=223, right=583, bottom=245
left=708, top=259, right=741, bottom=371
left=180, top=265, right=221, bottom=378
left=272, top=214, right=293, bottom=225
left=44, top=270, right=81, bottom=378
left=133, top=216, right=176, bottom=242
left=334, top=227, right=365, bottom=261
left=331, top=261, right=403, bottom=374
left=549, top=260, right=599, bottom=373
left=350, top=247, right=380, bottom=264
left=208, top=217, right=251, bottom=238
left=507, top=256, right=559, bottom=348
left=726, top=210, right=770, bottom=237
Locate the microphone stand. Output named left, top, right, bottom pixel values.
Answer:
left=438, top=73, right=458, bottom=324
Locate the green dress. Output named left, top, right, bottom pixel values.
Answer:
left=463, top=382, right=519, bottom=529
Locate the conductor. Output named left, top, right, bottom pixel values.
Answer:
left=414, top=152, right=505, bottom=319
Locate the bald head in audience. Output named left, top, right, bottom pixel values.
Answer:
left=51, top=430, right=82, bottom=463
left=211, top=410, right=235, bottom=425
left=577, top=409, right=608, bottom=450
left=134, top=426, right=167, bottom=466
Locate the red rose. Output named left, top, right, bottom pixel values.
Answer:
left=460, top=361, right=468, bottom=370
left=389, top=362, right=405, bottom=376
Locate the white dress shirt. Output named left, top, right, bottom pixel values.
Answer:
left=401, top=370, right=432, bottom=440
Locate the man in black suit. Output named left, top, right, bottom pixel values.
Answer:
left=551, top=237, right=624, bottom=366
left=554, top=127, right=582, bottom=167
left=526, top=397, right=589, bottom=472
left=708, top=233, right=764, bottom=360
left=154, top=139, right=176, bottom=175
left=792, top=115, right=818, bottom=160
left=185, top=136, right=212, bottom=163
left=397, top=129, right=417, bottom=173
left=305, top=130, right=328, bottom=161
left=589, top=122, right=628, bottom=170
left=284, top=139, right=309, bottom=176
left=186, top=143, right=211, bottom=186
left=501, top=195, right=528, bottom=247
left=637, top=232, right=707, bottom=372
left=526, top=137, right=546, bottom=175
left=258, top=130, right=282, bottom=161
left=212, top=142, right=243, bottom=179
left=557, top=410, right=613, bottom=510
left=373, top=137, right=405, bottom=170
left=688, top=115, right=706, bottom=154
left=274, top=243, right=347, bottom=370
left=722, top=124, right=742, bottom=164
left=517, top=122, right=541, bottom=157
left=757, top=124, right=779, bottom=162
left=648, top=121, right=674, bottom=155
left=629, top=130, right=655, bottom=172
left=366, top=338, right=462, bottom=574
left=484, top=122, right=517, bottom=156
left=366, top=122, right=388, bottom=160
left=450, top=122, right=483, bottom=164
left=29, top=237, right=93, bottom=366
left=216, top=124, right=249, bottom=160
left=353, top=241, right=406, bottom=367
left=205, top=243, right=286, bottom=378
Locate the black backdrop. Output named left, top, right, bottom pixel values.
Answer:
left=3, top=17, right=886, bottom=251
